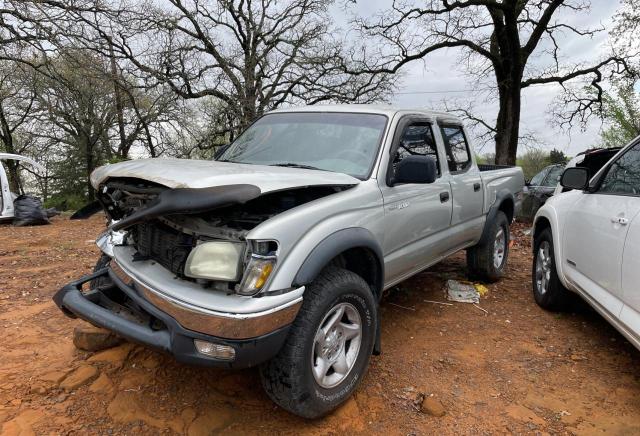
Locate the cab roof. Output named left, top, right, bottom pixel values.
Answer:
left=268, top=104, right=463, bottom=125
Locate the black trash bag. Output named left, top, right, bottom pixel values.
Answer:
left=13, top=195, right=50, bottom=226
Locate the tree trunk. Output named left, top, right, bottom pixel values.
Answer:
left=109, top=43, right=127, bottom=157
left=0, top=103, right=22, bottom=193
left=494, top=81, right=521, bottom=166
left=83, top=135, right=95, bottom=200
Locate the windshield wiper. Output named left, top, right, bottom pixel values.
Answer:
left=270, top=162, right=323, bottom=171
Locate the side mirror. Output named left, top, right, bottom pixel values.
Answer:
left=393, top=155, right=437, bottom=185
left=560, top=167, right=589, bottom=191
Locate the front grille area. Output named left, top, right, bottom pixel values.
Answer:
left=132, top=220, right=195, bottom=277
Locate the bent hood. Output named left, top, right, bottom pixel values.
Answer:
left=90, top=158, right=360, bottom=193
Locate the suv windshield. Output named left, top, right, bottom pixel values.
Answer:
left=217, top=112, right=388, bottom=179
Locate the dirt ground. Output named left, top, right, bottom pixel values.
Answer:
left=2, top=216, right=640, bottom=435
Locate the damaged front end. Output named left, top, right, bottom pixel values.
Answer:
left=54, top=175, right=355, bottom=365
left=95, top=177, right=349, bottom=296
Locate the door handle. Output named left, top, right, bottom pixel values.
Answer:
left=611, top=216, right=629, bottom=225
left=473, top=183, right=481, bottom=192
left=440, top=192, right=450, bottom=203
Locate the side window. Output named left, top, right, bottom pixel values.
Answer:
left=393, top=122, right=441, bottom=177
left=542, top=166, right=564, bottom=187
left=440, top=125, right=471, bottom=172
left=529, top=168, right=548, bottom=186
left=598, top=143, right=640, bottom=196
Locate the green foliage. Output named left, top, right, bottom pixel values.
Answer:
left=517, top=149, right=547, bottom=181
left=516, top=149, right=565, bottom=181
left=599, top=80, right=640, bottom=148
left=44, top=192, right=86, bottom=211
left=548, top=149, right=568, bottom=165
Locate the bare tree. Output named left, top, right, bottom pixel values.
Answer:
left=0, top=62, right=39, bottom=193
left=58, top=0, right=396, bottom=139
left=597, top=78, right=640, bottom=148
left=350, top=0, right=635, bottom=165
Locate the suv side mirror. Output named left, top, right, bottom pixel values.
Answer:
left=560, top=167, right=589, bottom=191
left=393, top=155, right=437, bottom=185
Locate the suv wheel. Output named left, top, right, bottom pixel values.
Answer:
left=532, top=227, right=571, bottom=310
left=467, top=210, right=510, bottom=282
left=260, top=267, right=377, bottom=418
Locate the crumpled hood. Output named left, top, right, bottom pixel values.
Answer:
left=90, top=158, right=360, bottom=192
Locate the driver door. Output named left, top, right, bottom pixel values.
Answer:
left=379, top=118, right=453, bottom=284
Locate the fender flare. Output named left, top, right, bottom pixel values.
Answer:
left=292, top=227, right=384, bottom=299
left=478, top=189, right=515, bottom=246
left=292, top=227, right=385, bottom=355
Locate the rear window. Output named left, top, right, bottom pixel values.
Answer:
left=440, top=126, right=471, bottom=172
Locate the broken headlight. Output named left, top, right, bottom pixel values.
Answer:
left=184, top=241, right=245, bottom=281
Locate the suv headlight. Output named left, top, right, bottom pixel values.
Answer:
left=184, top=241, right=245, bottom=281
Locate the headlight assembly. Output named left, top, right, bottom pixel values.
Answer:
left=237, top=254, right=277, bottom=296
left=184, top=241, right=245, bottom=281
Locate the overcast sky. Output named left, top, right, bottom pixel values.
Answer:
left=340, top=1, right=622, bottom=157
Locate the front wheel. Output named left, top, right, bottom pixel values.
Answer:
left=260, top=267, right=377, bottom=418
left=532, top=228, right=572, bottom=310
left=467, top=210, right=510, bottom=282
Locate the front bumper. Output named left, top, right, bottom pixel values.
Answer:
left=53, top=266, right=300, bottom=368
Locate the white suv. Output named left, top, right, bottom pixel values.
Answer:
left=532, top=137, right=640, bottom=348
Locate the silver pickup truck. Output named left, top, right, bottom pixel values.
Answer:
left=54, top=105, right=524, bottom=418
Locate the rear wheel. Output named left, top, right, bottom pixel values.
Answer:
left=260, top=267, right=377, bottom=418
left=467, top=211, right=510, bottom=282
left=532, top=228, right=571, bottom=310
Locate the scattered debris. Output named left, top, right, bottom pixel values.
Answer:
left=412, top=392, right=425, bottom=412
left=388, top=302, right=416, bottom=311
left=474, top=283, right=489, bottom=296
left=523, top=228, right=532, bottom=236
left=445, top=280, right=480, bottom=304
left=423, top=299, right=454, bottom=306
left=473, top=304, right=489, bottom=315
left=570, top=353, right=587, bottom=362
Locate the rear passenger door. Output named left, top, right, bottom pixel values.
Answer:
left=439, top=125, right=484, bottom=227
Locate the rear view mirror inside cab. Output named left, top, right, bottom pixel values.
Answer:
left=560, top=167, right=589, bottom=191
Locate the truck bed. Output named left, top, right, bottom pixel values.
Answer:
left=478, top=165, right=525, bottom=216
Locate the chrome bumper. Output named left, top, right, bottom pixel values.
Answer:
left=110, top=261, right=303, bottom=340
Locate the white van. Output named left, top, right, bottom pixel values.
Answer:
left=0, top=153, right=45, bottom=222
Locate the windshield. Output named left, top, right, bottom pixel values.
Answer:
left=217, top=112, right=388, bottom=179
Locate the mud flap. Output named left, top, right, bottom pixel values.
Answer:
left=373, top=303, right=381, bottom=355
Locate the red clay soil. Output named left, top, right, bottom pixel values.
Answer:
left=1, top=216, right=640, bottom=435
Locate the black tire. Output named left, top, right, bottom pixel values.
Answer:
left=532, top=227, right=572, bottom=310
left=260, top=267, right=377, bottom=418
left=467, top=210, right=510, bottom=282
left=89, top=254, right=112, bottom=290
